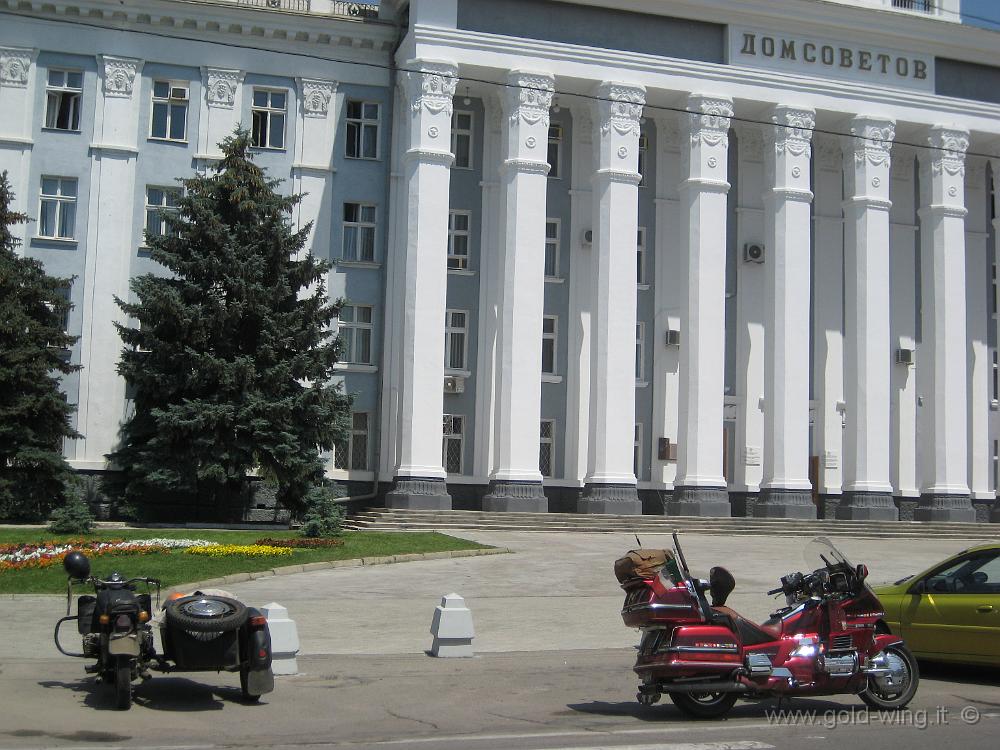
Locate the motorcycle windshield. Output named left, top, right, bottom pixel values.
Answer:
left=804, top=536, right=854, bottom=578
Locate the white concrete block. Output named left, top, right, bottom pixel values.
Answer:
left=429, top=593, right=474, bottom=657
left=263, top=602, right=300, bottom=675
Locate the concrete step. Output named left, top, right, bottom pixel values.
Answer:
left=346, top=508, right=1000, bottom=540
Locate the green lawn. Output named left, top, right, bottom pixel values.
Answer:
left=0, top=529, right=489, bottom=594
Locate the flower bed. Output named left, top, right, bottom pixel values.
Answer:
left=183, top=544, right=294, bottom=558
left=0, top=538, right=219, bottom=572
left=255, top=537, right=344, bottom=548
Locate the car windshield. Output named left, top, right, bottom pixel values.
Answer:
left=804, top=536, right=853, bottom=577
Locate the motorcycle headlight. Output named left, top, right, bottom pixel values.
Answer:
left=791, top=637, right=818, bottom=658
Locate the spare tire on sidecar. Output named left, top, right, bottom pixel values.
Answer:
left=158, top=592, right=274, bottom=701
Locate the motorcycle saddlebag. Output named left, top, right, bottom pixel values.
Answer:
left=615, top=549, right=675, bottom=583
left=77, top=595, right=97, bottom=634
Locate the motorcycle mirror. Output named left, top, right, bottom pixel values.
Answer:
left=856, top=564, right=868, bottom=581
left=63, top=551, right=91, bottom=580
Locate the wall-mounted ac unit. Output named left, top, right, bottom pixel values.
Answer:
left=665, top=329, right=680, bottom=347
left=582, top=229, right=593, bottom=245
left=658, top=437, right=678, bottom=461
left=895, top=348, right=914, bottom=366
left=443, top=375, right=465, bottom=394
left=743, top=242, right=765, bottom=263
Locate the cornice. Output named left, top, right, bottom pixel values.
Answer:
left=0, top=0, right=396, bottom=63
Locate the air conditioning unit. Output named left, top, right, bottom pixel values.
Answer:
left=743, top=242, right=765, bottom=263
left=170, top=86, right=189, bottom=101
left=581, top=229, right=593, bottom=245
left=443, top=375, right=465, bottom=394
left=657, top=437, right=678, bottom=461
left=665, top=329, right=680, bottom=347
left=895, top=348, right=914, bottom=366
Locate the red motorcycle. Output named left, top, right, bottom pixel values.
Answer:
left=618, top=534, right=919, bottom=719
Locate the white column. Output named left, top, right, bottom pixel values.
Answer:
left=197, top=68, right=246, bottom=162
left=915, top=126, right=974, bottom=521
left=291, top=78, right=337, bottom=251
left=578, top=81, right=644, bottom=515
left=757, top=106, right=816, bottom=518
left=74, top=56, right=143, bottom=469
left=651, top=115, right=683, bottom=492
left=483, top=71, right=553, bottom=512
left=385, top=60, right=457, bottom=509
left=991, top=154, right=1000, bottom=523
left=564, top=101, right=596, bottom=486
left=811, top=136, right=845, bottom=514
left=0, top=46, right=38, bottom=252
left=889, top=147, right=919, bottom=505
left=668, top=94, right=733, bottom=517
left=731, top=125, right=765, bottom=511
left=966, top=158, right=991, bottom=508
left=838, top=116, right=897, bottom=520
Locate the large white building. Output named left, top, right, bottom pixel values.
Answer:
left=2, top=0, right=999, bottom=522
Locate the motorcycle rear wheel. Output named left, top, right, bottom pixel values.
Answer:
left=114, top=657, right=132, bottom=710
left=669, top=691, right=738, bottom=719
left=860, top=644, right=919, bottom=710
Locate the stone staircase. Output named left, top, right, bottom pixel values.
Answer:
left=346, top=507, right=1000, bottom=540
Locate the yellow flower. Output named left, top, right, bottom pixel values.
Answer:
left=183, top=544, right=293, bottom=558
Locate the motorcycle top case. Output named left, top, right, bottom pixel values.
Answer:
left=615, top=549, right=679, bottom=584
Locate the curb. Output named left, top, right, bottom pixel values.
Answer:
left=166, top=546, right=511, bottom=594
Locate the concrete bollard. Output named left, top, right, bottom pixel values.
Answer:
left=429, top=593, right=475, bottom=657
left=262, top=602, right=300, bottom=675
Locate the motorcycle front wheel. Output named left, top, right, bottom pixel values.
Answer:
left=114, top=656, right=132, bottom=710
left=860, top=644, right=919, bottom=710
left=669, top=691, right=738, bottom=719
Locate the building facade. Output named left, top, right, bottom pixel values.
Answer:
left=2, top=0, right=1000, bottom=521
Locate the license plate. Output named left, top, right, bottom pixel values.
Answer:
left=108, top=633, right=140, bottom=656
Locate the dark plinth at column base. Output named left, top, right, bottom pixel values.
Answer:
left=482, top=480, right=548, bottom=513
left=914, top=493, right=976, bottom=523
left=666, top=486, right=731, bottom=517
left=836, top=491, right=898, bottom=520
left=577, top=483, right=641, bottom=515
left=385, top=477, right=452, bottom=510
left=754, top=488, right=817, bottom=519
left=991, top=501, right=1000, bottom=524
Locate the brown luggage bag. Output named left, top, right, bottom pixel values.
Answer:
left=614, top=548, right=673, bottom=583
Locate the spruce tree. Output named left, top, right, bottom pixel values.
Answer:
left=111, top=131, right=350, bottom=520
left=0, top=171, right=81, bottom=521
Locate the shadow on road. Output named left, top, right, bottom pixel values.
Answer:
left=37, top=676, right=264, bottom=712
left=567, top=695, right=852, bottom=722
left=918, top=661, right=1000, bottom=687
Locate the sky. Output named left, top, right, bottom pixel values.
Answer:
left=962, top=0, right=1000, bottom=29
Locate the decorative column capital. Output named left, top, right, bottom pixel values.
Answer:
left=204, top=68, right=244, bottom=109
left=0, top=46, right=34, bottom=88
left=844, top=116, right=895, bottom=168
left=100, top=56, right=141, bottom=99
left=922, top=125, right=969, bottom=176
left=405, top=60, right=458, bottom=118
left=594, top=81, right=645, bottom=137
left=299, top=78, right=337, bottom=118
left=685, top=94, right=733, bottom=148
left=770, top=105, right=815, bottom=155
left=505, top=70, right=554, bottom=127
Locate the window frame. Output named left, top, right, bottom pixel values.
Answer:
left=638, top=133, right=648, bottom=186
left=250, top=87, right=287, bottom=150
left=448, top=210, right=471, bottom=271
left=451, top=109, right=474, bottom=169
left=445, top=309, right=469, bottom=372
left=539, top=419, right=556, bottom=478
left=334, top=411, right=370, bottom=471
left=442, top=413, right=465, bottom=475
left=544, top=218, right=561, bottom=279
left=44, top=69, right=83, bottom=132
left=345, top=99, right=380, bottom=160
left=547, top=123, right=563, bottom=179
left=149, top=80, right=189, bottom=142
left=635, top=321, right=646, bottom=383
left=37, top=176, right=78, bottom=240
left=338, top=303, right=375, bottom=366
left=542, top=315, right=558, bottom=376
left=637, top=226, right=647, bottom=286
left=634, top=423, right=643, bottom=480
left=341, top=202, right=377, bottom=263
left=143, top=185, right=182, bottom=245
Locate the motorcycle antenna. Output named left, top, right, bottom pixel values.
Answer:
left=634, top=533, right=642, bottom=547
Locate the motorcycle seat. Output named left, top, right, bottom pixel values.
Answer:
left=711, top=605, right=781, bottom=645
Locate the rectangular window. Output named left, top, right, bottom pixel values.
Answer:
left=993, top=351, right=998, bottom=402
left=346, top=100, right=380, bottom=159
left=44, top=69, right=83, bottom=131
left=338, top=304, right=374, bottom=365
left=38, top=177, right=77, bottom=239
left=451, top=110, right=473, bottom=169
left=445, top=310, right=468, bottom=371
left=634, top=423, right=643, bottom=480
left=442, top=414, right=464, bottom=474
left=539, top=419, right=555, bottom=478
left=542, top=315, right=557, bottom=375
left=144, top=186, right=182, bottom=242
left=544, top=219, right=560, bottom=278
left=635, top=322, right=645, bottom=382
left=150, top=80, right=188, bottom=141
left=334, top=412, right=370, bottom=471
left=342, top=203, right=376, bottom=262
left=251, top=88, right=286, bottom=149
left=993, top=263, right=997, bottom=316
left=638, top=133, right=648, bottom=186
left=547, top=124, right=562, bottom=178
left=448, top=211, right=470, bottom=270
left=637, top=227, right=647, bottom=285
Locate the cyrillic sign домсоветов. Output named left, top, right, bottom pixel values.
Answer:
left=729, top=27, right=934, bottom=92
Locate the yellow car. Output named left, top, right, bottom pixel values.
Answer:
left=873, top=543, right=1000, bottom=667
